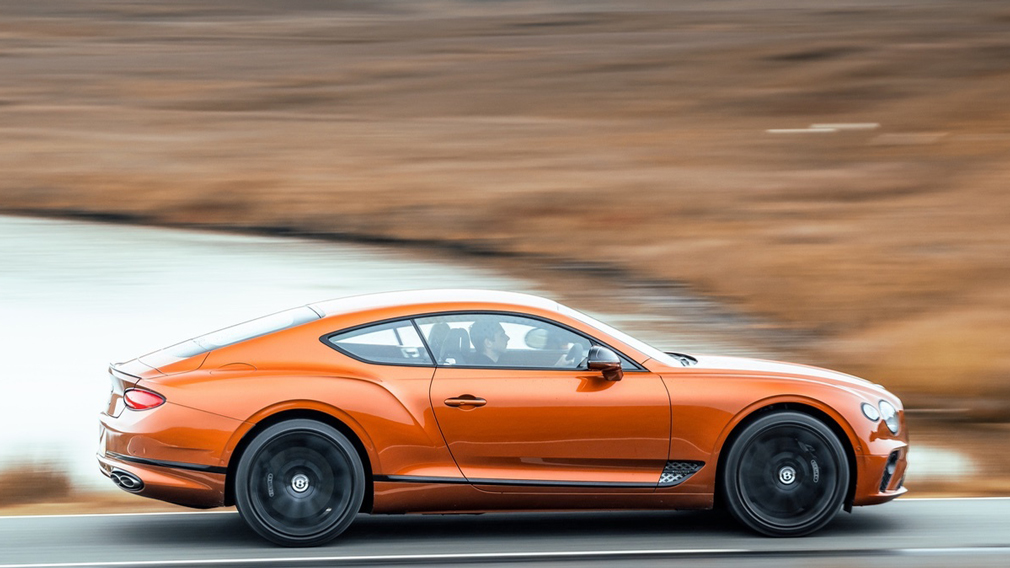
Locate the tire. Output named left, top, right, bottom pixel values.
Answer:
left=721, top=411, right=849, bottom=537
left=235, top=419, right=365, bottom=546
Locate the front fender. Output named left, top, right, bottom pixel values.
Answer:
left=661, top=373, right=877, bottom=495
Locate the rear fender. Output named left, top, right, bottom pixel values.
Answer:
left=223, top=399, right=379, bottom=473
left=201, top=372, right=458, bottom=480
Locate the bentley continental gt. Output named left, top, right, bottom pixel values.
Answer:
left=98, top=290, right=908, bottom=545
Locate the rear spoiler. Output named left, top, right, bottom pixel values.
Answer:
left=110, top=358, right=163, bottom=381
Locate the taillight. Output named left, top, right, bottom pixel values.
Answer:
left=124, top=388, right=166, bottom=410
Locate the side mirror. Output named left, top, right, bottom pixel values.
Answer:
left=587, top=346, right=623, bottom=381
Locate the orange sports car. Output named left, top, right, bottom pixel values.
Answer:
left=98, top=290, right=908, bottom=546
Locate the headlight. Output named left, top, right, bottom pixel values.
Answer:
left=878, top=400, right=899, bottom=434
left=861, top=402, right=880, bottom=422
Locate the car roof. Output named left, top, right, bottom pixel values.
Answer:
left=309, top=289, right=560, bottom=318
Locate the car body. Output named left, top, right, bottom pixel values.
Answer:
left=98, top=289, right=908, bottom=545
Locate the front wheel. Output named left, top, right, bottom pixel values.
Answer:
left=235, top=419, right=365, bottom=546
left=722, top=411, right=849, bottom=537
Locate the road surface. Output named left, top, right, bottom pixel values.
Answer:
left=1, top=498, right=1009, bottom=567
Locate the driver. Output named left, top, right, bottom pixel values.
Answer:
left=469, top=319, right=509, bottom=365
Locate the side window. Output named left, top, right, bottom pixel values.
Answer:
left=415, top=313, right=594, bottom=370
left=326, top=321, right=432, bottom=366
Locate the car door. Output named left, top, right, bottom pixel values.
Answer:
left=418, top=312, right=671, bottom=492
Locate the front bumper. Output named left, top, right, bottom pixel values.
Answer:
left=853, top=445, right=909, bottom=506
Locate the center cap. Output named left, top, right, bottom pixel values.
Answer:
left=291, top=473, right=310, bottom=493
left=779, top=466, right=797, bottom=485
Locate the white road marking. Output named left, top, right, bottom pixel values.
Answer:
left=0, top=550, right=744, bottom=568
left=0, top=510, right=238, bottom=520
left=3, top=547, right=1010, bottom=568
left=901, top=547, right=1010, bottom=555
left=896, top=496, right=1010, bottom=501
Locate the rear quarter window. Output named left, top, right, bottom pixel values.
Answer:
left=141, top=306, right=321, bottom=369
left=326, top=320, right=433, bottom=366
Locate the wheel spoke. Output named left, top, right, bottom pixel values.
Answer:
left=285, top=497, right=314, bottom=520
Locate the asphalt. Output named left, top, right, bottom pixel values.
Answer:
left=1, top=498, right=1009, bottom=567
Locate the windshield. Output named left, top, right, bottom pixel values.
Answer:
left=557, top=305, right=683, bottom=368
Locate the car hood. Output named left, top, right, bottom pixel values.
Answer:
left=690, top=354, right=892, bottom=399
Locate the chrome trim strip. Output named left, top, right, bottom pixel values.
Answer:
left=374, top=474, right=657, bottom=489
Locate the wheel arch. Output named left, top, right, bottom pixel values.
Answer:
left=713, top=400, right=859, bottom=511
left=224, top=407, right=375, bottom=513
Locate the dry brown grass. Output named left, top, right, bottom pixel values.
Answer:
left=0, top=462, right=206, bottom=514
left=0, top=462, right=72, bottom=507
left=1, top=0, right=1009, bottom=413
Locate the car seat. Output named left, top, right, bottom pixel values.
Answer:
left=427, top=322, right=450, bottom=361
left=439, top=328, right=470, bottom=365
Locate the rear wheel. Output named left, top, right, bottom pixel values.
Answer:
left=235, top=419, right=364, bottom=546
left=722, top=411, right=849, bottom=537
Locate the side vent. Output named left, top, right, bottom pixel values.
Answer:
left=879, top=451, right=900, bottom=492
left=659, top=461, right=704, bottom=487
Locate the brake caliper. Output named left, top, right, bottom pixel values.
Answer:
left=797, top=440, right=821, bottom=484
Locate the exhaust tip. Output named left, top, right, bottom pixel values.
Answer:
left=110, top=469, right=144, bottom=493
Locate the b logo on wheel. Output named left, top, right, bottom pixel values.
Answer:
left=292, top=473, right=310, bottom=493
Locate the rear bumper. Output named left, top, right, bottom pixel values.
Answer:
left=97, top=452, right=226, bottom=508
left=97, top=401, right=241, bottom=509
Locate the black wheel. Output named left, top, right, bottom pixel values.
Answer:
left=721, top=411, right=849, bottom=537
left=235, top=419, right=365, bottom=546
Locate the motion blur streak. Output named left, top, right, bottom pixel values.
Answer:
left=1, top=0, right=1008, bottom=520
left=1, top=0, right=1009, bottom=423
left=1, top=499, right=1010, bottom=566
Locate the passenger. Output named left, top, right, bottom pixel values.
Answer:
left=468, top=319, right=509, bottom=365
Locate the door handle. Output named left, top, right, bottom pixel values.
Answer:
left=444, top=396, right=487, bottom=408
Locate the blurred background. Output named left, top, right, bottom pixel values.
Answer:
left=1, top=0, right=1009, bottom=512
